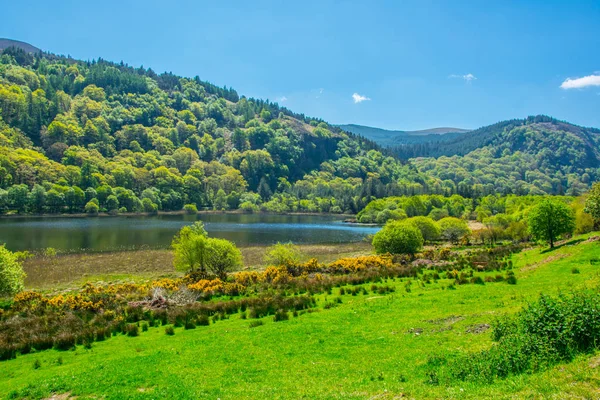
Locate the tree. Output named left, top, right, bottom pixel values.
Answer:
left=105, top=195, right=119, bottom=211
left=0, top=246, right=25, bottom=297
left=585, top=182, right=600, bottom=225
left=85, top=199, right=100, bottom=214
left=372, top=221, right=423, bottom=255
left=405, top=216, right=440, bottom=243
left=205, top=238, right=242, bottom=279
left=28, top=184, right=46, bottom=213
left=172, top=222, right=209, bottom=275
left=528, top=199, right=575, bottom=248
left=438, top=217, right=470, bottom=244
left=264, top=242, right=303, bottom=266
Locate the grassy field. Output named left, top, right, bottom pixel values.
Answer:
left=3, top=235, right=600, bottom=399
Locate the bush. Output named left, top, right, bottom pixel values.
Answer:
left=84, top=200, right=99, bottom=214
left=165, top=326, right=175, bottom=336
left=264, top=242, right=303, bottom=266
left=438, top=217, right=470, bottom=244
left=506, top=275, right=517, bottom=285
left=196, top=314, right=210, bottom=326
left=571, top=267, right=580, bottom=274
left=183, top=203, right=198, bottom=214
left=249, top=320, right=264, bottom=328
left=124, top=323, right=139, bottom=337
left=0, top=246, right=26, bottom=297
left=405, top=216, right=441, bottom=243
left=448, top=292, right=600, bottom=383
left=53, top=332, right=76, bottom=351
left=273, top=309, right=289, bottom=322
left=372, top=221, right=423, bottom=255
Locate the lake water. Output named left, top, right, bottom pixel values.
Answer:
left=0, top=213, right=380, bottom=252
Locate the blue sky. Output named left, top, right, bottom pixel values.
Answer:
left=3, top=0, right=600, bottom=130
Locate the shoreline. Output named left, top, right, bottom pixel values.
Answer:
left=0, top=210, right=356, bottom=220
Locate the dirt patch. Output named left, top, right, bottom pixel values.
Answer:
left=43, top=393, right=75, bottom=400
left=522, top=253, right=569, bottom=272
left=589, top=356, right=600, bottom=369
left=586, top=236, right=600, bottom=243
left=425, top=315, right=464, bottom=325
left=407, top=328, right=424, bottom=336
left=466, top=324, right=491, bottom=334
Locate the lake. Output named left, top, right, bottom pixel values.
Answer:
left=0, top=213, right=380, bottom=252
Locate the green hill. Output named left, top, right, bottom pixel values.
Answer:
left=338, top=123, right=469, bottom=147
left=0, top=44, right=429, bottom=215
left=411, top=116, right=600, bottom=196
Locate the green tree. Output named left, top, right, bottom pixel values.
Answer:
left=205, top=238, right=242, bottom=279
left=438, top=217, right=470, bottom=244
left=405, top=216, right=440, bottom=243
left=28, top=184, right=46, bottom=213
left=528, top=199, right=575, bottom=248
left=372, top=221, right=423, bottom=255
left=105, top=195, right=119, bottom=211
left=85, top=199, right=100, bottom=214
left=585, top=182, right=600, bottom=225
left=7, top=184, right=28, bottom=213
left=264, top=242, right=303, bottom=266
left=0, top=245, right=26, bottom=297
left=172, top=222, right=209, bottom=275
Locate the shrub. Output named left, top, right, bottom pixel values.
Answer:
left=273, top=309, right=289, bottom=322
left=53, top=332, right=76, bottom=351
left=124, top=323, right=139, bottom=337
left=448, top=292, right=600, bottom=383
left=438, top=217, right=470, bottom=244
left=0, top=246, right=26, bottom=297
left=571, top=267, right=580, bottom=274
left=405, top=216, right=441, bottom=243
left=372, top=221, right=424, bottom=255
left=84, top=200, right=99, bottom=214
left=249, top=320, right=264, bottom=328
left=183, top=203, right=198, bottom=214
left=141, top=322, right=149, bottom=332
left=264, top=242, right=303, bottom=266
left=196, top=315, right=210, bottom=326
left=165, top=326, right=175, bottom=336
left=33, top=359, right=41, bottom=369
left=506, top=275, right=517, bottom=285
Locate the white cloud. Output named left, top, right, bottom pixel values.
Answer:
left=449, top=73, right=477, bottom=82
left=560, top=74, right=600, bottom=89
left=352, top=93, right=371, bottom=103
left=277, top=96, right=288, bottom=103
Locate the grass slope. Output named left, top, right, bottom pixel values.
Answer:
left=2, top=235, right=600, bottom=399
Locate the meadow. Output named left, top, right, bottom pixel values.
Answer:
left=2, top=234, right=600, bottom=399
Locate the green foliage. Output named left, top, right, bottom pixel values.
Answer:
left=528, top=199, right=575, bottom=248
left=449, top=292, right=600, bottom=383
left=183, top=203, right=198, bottom=214
left=405, top=216, right=440, bottom=243
left=0, top=245, right=25, bottom=297
left=438, top=217, right=470, bottom=244
left=264, top=242, right=303, bottom=266
left=585, top=182, right=600, bottom=223
left=204, top=237, right=242, bottom=279
left=372, top=221, right=423, bottom=255
left=171, top=222, right=209, bottom=274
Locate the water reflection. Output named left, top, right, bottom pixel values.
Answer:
left=0, top=213, right=380, bottom=252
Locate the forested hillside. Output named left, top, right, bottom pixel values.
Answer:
left=0, top=45, right=432, bottom=215
left=0, top=44, right=598, bottom=216
left=411, top=116, right=600, bottom=197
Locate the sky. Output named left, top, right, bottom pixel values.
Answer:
left=2, top=0, right=600, bottom=130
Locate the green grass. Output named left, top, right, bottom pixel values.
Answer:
left=3, top=235, right=600, bottom=399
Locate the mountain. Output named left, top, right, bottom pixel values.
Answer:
left=0, top=42, right=597, bottom=216
left=411, top=116, right=600, bottom=197
left=0, top=38, right=40, bottom=53
left=338, top=124, right=470, bottom=147
left=0, top=43, right=430, bottom=215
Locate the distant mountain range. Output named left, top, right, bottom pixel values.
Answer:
left=337, top=124, right=470, bottom=147
left=0, top=38, right=41, bottom=53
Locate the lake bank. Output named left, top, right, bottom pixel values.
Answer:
left=23, top=241, right=373, bottom=290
